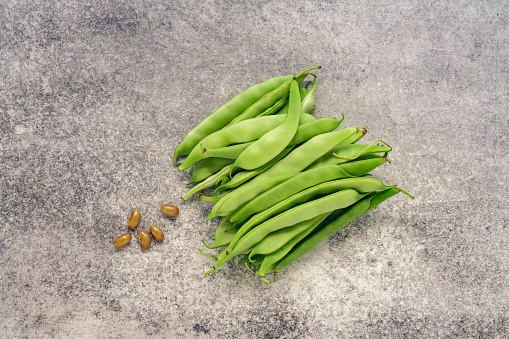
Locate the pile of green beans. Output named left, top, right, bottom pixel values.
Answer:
left=173, top=67, right=413, bottom=283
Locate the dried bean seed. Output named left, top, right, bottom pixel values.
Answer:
left=114, top=233, right=131, bottom=248
left=150, top=226, right=164, bottom=241
left=161, top=204, right=179, bottom=216
left=128, top=210, right=141, bottom=229
left=138, top=229, right=151, bottom=250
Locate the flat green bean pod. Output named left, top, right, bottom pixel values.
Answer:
left=204, top=189, right=367, bottom=275
left=273, top=188, right=401, bottom=273
left=248, top=214, right=326, bottom=261
left=306, top=142, right=391, bottom=169
left=230, top=79, right=302, bottom=173
left=247, top=127, right=363, bottom=186
left=174, top=66, right=320, bottom=165
left=299, top=87, right=308, bottom=100
left=214, top=117, right=344, bottom=194
left=202, top=217, right=241, bottom=249
left=182, top=165, right=231, bottom=201
left=188, top=158, right=234, bottom=185
left=227, top=66, right=321, bottom=126
left=206, top=173, right=298, bottom=221
left=301, top=77, right=317, bottom=114
left=228, top=176, right=392, bottom=250
left=257, top=212, right=331, bottom=278
left=178, top=113, right=315, bottom=171
left=174, top=74, right=292, bottom=165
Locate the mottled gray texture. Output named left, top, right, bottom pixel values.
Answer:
left=1, top=0, right=508, bottom=337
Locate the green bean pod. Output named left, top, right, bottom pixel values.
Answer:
left=174, top=66, right=321, bottom=165
left=248, top=214, right=326, bottom=261
left=257, top=212, right=331, bottom=277
left=301, top=77, right=317, bottom=114
left=174, top=75, right=292, bottom=165
left=226, top=67, right=320, bottom=126
left=274, top=188, right=400, bottom=273
left=214, top=117, right=343, bottom=193
left=188, top=157, right=234, bottom=185
left=230, top=79, right=304, bottom=173
left=205, top=189, right=367, bottom=275
left=299, top=87, right=308, bottom=99
left=306, top=142, right=391, bottom=169
left=228, top=176, right=392, bottom=250
left=206, top=173, right=298, bottom=221
left=178, top=113, right=315, bottom=171
left=202, top=217, right=241, bottom=249
left=248, top=127, right=363, bottom=186
left=182, top=165, right=232, bottom=201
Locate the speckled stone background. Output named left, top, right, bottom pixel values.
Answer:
left=1, top=0, right=508, bottom=337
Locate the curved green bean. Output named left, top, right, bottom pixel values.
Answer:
left=204, top=189, right=367, bottom=275
left=306, top=143, right=392, bottom=169
left=227, top=66, right=320, bottom=126
left=228, top=176, right=392, bottom=250
left=274, top=188, right=400, bottom=272
left=182, top=165, right=231, bottom=200
left=206, top=173, right=298, bottom=221
left=188, top=157, right=234, bottom=185
left=230, top=79, right=304, bottom=173
left=248, top=214, right=325, bottom=261
left=301, top=77, right=317, bottom=114
left=257, top=212, right=331, bottom=277
left=174, top=75, right=292, bottom=165
left=178, top=113, right=315, bottom=171
left=299, top=87, right=308, bottom=99
left=174, top=66, right=321, bottom=165
left=202, top=217, right=241, bottom=249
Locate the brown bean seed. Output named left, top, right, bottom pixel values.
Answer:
left=114, top=233, right=132, bottom=248
left=161, top=204, right=179, bottom=216
left=138, top=229, right=151, bottom=250
left=128, top=210, right=141, bottom=229
left=150, top=225, right=164, bottom=241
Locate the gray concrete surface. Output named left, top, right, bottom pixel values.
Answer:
left=1, top=0, right=508, bottom=337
